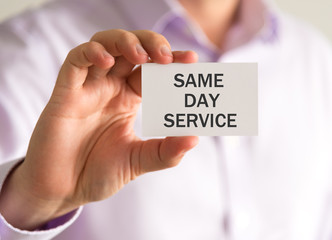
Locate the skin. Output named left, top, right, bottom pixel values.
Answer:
left=0, top=0, right=240, bottom=231
left=179, top=0, right=240, bottom=48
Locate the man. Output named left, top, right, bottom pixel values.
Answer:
left=0, top=0, right=331, bottom=239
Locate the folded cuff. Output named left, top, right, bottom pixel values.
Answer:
left=0, top=159, right=82, bottom=240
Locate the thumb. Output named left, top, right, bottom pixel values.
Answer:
left=132, top=136, right=199, bottom=176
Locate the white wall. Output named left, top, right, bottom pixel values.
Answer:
left=274, top=0, right=332, bottom=43
left=0, top=0, right=331, bottom=43
left=0, top=0, right=47, bottom=22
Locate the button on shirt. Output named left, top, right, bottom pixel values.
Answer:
left=0, top=0, right=332, bottom=239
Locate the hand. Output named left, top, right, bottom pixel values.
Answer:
left=0, top=29, right=198, bottom=230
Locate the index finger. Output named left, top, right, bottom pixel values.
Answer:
left=127, top=50, right=199, bottom=96
left=91, top=29, right=149, bottom=65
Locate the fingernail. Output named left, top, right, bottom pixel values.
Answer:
left=136, top=44, right=148, bottom=56
left=161, top=45, right=173, bottom=57
left=103, top=50, right=112, bottom=59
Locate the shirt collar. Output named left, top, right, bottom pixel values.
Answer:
left=114, top=0, right=279, bottom=51
left=223, top=0, right=279, bottom=51
left=111, top=0, right=173, bottom=30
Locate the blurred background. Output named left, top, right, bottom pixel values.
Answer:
left=0, top=0, right=331, bottom=43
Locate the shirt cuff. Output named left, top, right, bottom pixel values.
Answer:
left=0, top=159, right=82, bottom=239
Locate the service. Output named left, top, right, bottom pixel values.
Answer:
left=164, top=113, right=237, bottom=128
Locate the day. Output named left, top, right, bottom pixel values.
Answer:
left=185, top=93, right=220, bottom=108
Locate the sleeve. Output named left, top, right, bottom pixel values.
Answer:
left=0, top=11, right=83, bottom=240
left=0, top=159, right=82, bottom=240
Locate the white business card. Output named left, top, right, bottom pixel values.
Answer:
left=142, top=63, right=258, bottom=136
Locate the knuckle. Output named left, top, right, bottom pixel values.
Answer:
left=160, top=155, right=180, bottom=169
left=109, top=30, right=137, bottom=50
left=163, top=159, right=180, bottom=168
left=67, top=48, right=76, bottom=57
left=67, top=45, right=82, bottom=59
left=90, top=31, right=104, bottom=41
left=144, top=30, right=168, bottom=43
left=117, top=29, right=135, bottom=41
left=86, top=41, right=101, bottom=51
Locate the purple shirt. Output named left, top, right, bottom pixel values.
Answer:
left=0, top=0, right=332, bottom=239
